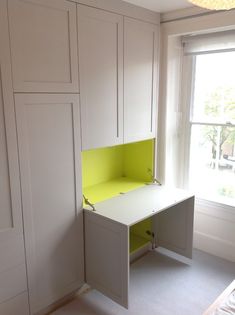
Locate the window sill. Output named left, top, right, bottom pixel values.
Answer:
left=195, top=197, right=235, bottom=223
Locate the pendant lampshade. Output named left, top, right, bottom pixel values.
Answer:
left=188, top=0, right=235, bottom=10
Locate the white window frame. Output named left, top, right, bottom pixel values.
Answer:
left=181, top=52, right=235, bottom=207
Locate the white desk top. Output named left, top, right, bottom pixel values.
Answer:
left=84, top=184, right=194, bottom=226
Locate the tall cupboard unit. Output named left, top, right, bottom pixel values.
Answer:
left=2, top=0, right=192, bottom=313
left=14, top=94, right=84, bottom=314
left=7, top=0, right=84, bottom=314
left=0, top=1, right=29, bottom=314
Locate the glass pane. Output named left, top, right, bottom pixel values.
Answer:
left=189, top=125, right=235, bottom=206
left=192, top=51, right=235, bottom=124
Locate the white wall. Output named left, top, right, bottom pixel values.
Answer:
left=159, top=10, right=235, bottom=262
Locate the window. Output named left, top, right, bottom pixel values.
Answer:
left=183, top=33, right=235, bottom=206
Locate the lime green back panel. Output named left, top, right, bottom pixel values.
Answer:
left=82, top=145, right=124, bottom=188
left=123, top=139, right=154, bottom=182
left=130, top=219, right=152, bottom=246
left=82, top=139, right=155, bottom=189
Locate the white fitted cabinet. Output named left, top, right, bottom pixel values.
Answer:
left=124, top=18, right=159, bottom=143
left=84, top=185, right=194, bottom=308
left=8, top=0, right=79, bottom=93
left=0, top=1, right=29, bottom=313
left=15, top=94, right=84, bottom=314
left=77, top=5, right=124, bottom=150
left=77, top=5, right=159, bottom=149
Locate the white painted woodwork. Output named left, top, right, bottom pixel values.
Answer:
left=77, top=5, right=124, bottom=150
left=0, top=264, right=27, bottom=305
left=73, top=0, right=160, bottom=25
left=85, top=212, right=129, bottom=308
left=8, top=0, right=79, bottom=93
left=160, top=10, right=235, bottom=263
left=124, top=17, right=159, bottom=143
left=84, top=185, right=194, bottom=308
left=154, top=197, right=194, bottom=259
left=15, top=94, right=84, bottom=314
left=0, top=0, right=28, bottom=311
left=85, top=185, right=194, bottom=227
left=0, top=293, right=29, bottom=315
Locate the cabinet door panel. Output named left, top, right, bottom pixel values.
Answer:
left=85, top=211, right=129, bottom=308
left=8, top=0, right=79, bottom=93
left=15, top=94, right=84, bottom=314
left=124, top=18, right=159, bottom=143
left=0, top=0, right=28, bottom=311
left=154, top=197, right=194, bottom=259
left=77, top=5, right=123, bottom=150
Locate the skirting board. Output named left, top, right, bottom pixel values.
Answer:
left=194, top=231, right=235, bottom=263
left=35, top=289, right=80, bottom=315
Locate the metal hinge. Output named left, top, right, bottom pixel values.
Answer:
left=83, top=195, right=96, bottom=212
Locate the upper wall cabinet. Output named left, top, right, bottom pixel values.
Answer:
left=124, top=18, right=159, bottom=144
left=77, top=5, right=124, bottom=150
left=8, top=0, right=79, bottom=93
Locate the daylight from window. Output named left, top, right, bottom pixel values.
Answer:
left=189, top=51, right=235, bottom=206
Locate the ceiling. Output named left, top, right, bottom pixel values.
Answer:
left=124, top=0, right=194, bottom=13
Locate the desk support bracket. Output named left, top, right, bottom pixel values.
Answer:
left=83, top=195, right=96, bottom=212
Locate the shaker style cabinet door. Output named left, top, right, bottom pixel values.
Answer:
left=124, top=18, right=159, bottom=143
left=0, top=1, right=29, bottom=313
left=15, top=94, right=84, bottom=314
left=77, top=5, right=124, bottom=150
left=154, top=196, right=194, bottom=259
left=8, top=0, right=79, bottom=93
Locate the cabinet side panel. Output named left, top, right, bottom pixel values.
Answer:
left=0, top=0, right=28, bottom=309
left=155, top=197, right=194, bottom=259
left=85, top=211, right=129, bottom=308
left=0, top=68, right=12, bottom=230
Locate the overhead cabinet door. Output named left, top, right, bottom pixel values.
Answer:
left=77, top=5, right=123, bottom=150
left=8, top=0, right=79, bottom=93
left=15, top=94, right=84, bottom=314
left=0, top=1, right=28, bottom=312
left=124, top=18, right=159, bottom=143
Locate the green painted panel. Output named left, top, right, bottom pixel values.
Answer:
left=82, top=145, right=124, bottom=188
left=123, top=139, right=154, bottom=182
left=130, top=233, right=150, bottom=254
left=130, top=219, right=152, bottom=243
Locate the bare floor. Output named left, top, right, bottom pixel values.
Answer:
left=52, top=249, right=235, bottom=315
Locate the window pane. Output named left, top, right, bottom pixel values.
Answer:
left=192, top=51, right=235, bottom=124
left=189, top=125, right=235, bottom=206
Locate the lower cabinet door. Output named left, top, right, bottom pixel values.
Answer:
left=153, top=196, right=194, bottom=259
left=15, top=94, right=84, bottom=314
left=84, top=211, right=129, bottom=308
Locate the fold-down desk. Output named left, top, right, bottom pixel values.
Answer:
left=84, top=185, right=194, bottom=308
